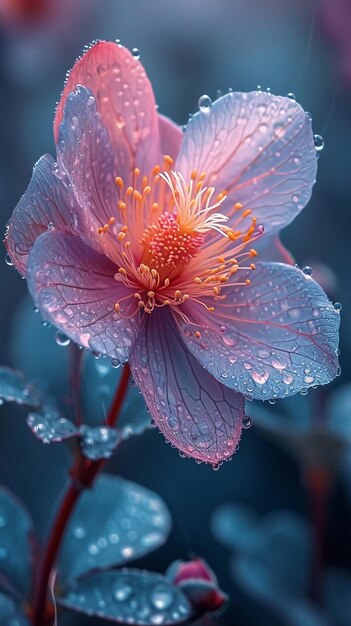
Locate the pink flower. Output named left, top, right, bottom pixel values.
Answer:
left=167, top=557, right=228, bottom=616
left=5, top=41, right=340, bottom=464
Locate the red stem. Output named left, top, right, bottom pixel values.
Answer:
left=32, top=363, right=131, bottom=626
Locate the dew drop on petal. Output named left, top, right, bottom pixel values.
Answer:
left=55, top=331, right=71, bottom=347
left=132, top=47, right=140, bottom=59
left=302, top=266, right=313, bottom=276
left=313, top=134, right=324, bottom=151
left=111, top=358, right=121, bottom=368
left=334, top=302, right=342, bottom=312
left=5, top=253, right=13, bottom=266
left=198, top=94, right=212, bottom=112
left=242, top=415, right=252, bottom=429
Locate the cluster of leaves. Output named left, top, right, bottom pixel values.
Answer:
left=0, top=323, right=226, bottom=623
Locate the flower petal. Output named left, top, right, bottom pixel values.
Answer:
left=4, top=154, right=73, bottom=274
left=54, top=41, right=161, bottom=180
left=178, top=263, right=340, bottom=400
left=27, top=230, right=139, bottom=362
left=129, top=310, right=244, bottom=464
left=256, top=234, right=294, bottom=264
left=158, top=113, right=183, bottom=160
left=176, top=91, right=317, bottom=235
left=56, top=84, right=120, bottom=256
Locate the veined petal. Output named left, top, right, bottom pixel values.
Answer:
left=54, top=41, right=161, bottom=181
left=129, top=310, right=244, bottom=464
left=4, top=155, right=73, bottom=275
left=158, top=113, right=183, bottom=160
left=178, top=263, right=340, bottom=400
left=27, top=231, right=139, bottom=362
left=176, top=91, right=317, bottom=236
left=57, top=85, right=120, bottom=258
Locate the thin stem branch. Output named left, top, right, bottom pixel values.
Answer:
left=32, top=363, right=131, bottom=626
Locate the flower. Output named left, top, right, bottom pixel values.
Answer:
left=167, top=557, right=228, bottom=616
left=4, top=41, right=340, bottom=464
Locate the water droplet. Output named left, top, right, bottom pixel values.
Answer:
left=287, top=92, right=296, bottom=100
left=313, top=134, right=324, bottom=151
left=132, top=48, right=140, bottom=60
left=303, top=266, right=313, bottom=276
left=73, top=526, right=86, bottom=539
left=79, top=425, right=120, bottom=460
left=211, top=462, right=220, bottom=471
left=243, top=415, right=252, bottom=429
left=47, top=222, right=54, bottom=230
left=334, top=302, right=342, bottom=312
left=4, top=253, right=13, bottom=267
left=257, top=224, right=265, bottom=234
left=113, top=581, right=133, bottom=601
left=220, top=325, right=226, bottom=333
left=198, top=94, right=212, bottom=113
left=111, top=358, right=121, bottom=368
left=55, top=331, right=70, bottom=347
left=151, top=583, right=174, bottom=610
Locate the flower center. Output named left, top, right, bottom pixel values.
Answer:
left=96, top=156, right=263, bottom=323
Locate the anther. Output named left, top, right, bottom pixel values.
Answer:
left=164, top=155, right=173, bottom=167
left=250, top=263, right=256, bottom=270
left=194, top=277, right=202, bottom=284
left=250, top=248, right=258, bottom=257
left=108, top=217, right=115, bottom=226
left=234, top=202, right=243, bottom=211
left=246, top=279, right=251, bottom=285
left=114, top=303, right=120, bottom=312
left=117, top=232, right=126, bottom=241
left=133, top=190, right=142, bottom=203
left=152, top=165, right=161, bottom=175
left=115, top=177, right=124, bottom=189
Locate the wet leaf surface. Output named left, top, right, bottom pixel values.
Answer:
left=58, top=474, right=171, bottom=582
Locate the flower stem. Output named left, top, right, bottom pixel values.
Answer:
left=32, top=363, right=131, bottom=626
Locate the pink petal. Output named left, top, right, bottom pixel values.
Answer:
left=178, top=263, right=340, bottom=400
left=27, top=230, right=139, bottom=362
left=176, top=91, right=317, bottom=236
left=158, top=113, right=183, bottom=160
left=129, top=310, right=244, bottom=464
left=56, top=85, right=120, bottom=258
left=4, top=155, right=73, bottom=275
left=54, top=41, right=161, bottom=181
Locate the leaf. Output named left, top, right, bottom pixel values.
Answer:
left=211, top=504, right=259, bottom=552
left=58, top=569, right=191, bottom=624
left=0, top=592, right=29, bottom=625
left=0, top=488, right=33, bottom=597
left=0, top=367, right=41, bottom=407
left=27, top=408, right=78, bottom=443
left=82, top=354, right=151, bottom=440
left=78, top=426, right=121, bottom=460
left=58, top=474, right=171, bottom=582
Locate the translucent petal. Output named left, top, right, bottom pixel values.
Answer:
left=0, top=488, right=33, bottom=597
left=82, top=353, right=151, bottom=440
left=158, top=114, right=183, bottom=160
left=129, top=310, right=244, bottom=464
left=58, top=474, right=171, bottom=582
left=27, top=230, right=139, bottom=362
left=4, top=154, right=72, bottom=275
left=58, top=569, right=191, bottom=624
left=54, top=42, right=161, bottom=181
left=0, top=367, right=41, bottom=407
left=177, top=91, right=317, bottom=236
left=57, top=85, right=120, bottom=254
left=180, top=263, right=340, bottom=400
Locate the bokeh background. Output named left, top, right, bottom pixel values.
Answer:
left=0, top=1, right=351, bottom=624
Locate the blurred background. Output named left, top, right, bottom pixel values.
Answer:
left=0, top=0, right=351, bottom=624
